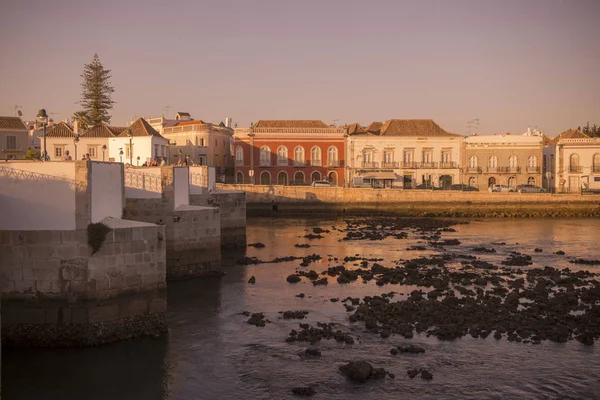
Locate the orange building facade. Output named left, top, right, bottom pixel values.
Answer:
left=233, top=120, right=346, bottom=186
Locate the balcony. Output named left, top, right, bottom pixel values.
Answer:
left=293, top=161, right=307, bottom=167
left=593, top=166, right=600, bottom=173
left=526, top=166, right=540, bottom=173
left=569, top=165, right=583, bottom=173
left=489, top=166, right=520, bottom=173
left=362, top=162, right=379, bottom=168
left=311, top=159, right=322, bottom=166
left=439, top=162, right=457, bottom=169
left=381, top=162, right=399, bottom=168
left=467, top=167, right=482, bottom=173
left=419, top=162, right=437, bottom=168
left=400, top=162, right=418, bottom=168
left=277, top=159, right=289, bottom=166
left=259, top=161, right=272, bottom=167
left=235, top=160, right=244, bottom=167
left=327, top=160, right=344, bottom=168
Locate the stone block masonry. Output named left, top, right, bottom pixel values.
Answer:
left=191, top=191, right=246, bottom=248
left=0, top=217, right=167, bottom=347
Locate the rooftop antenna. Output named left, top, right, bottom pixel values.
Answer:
left=332, top=118, right=339, bottom=127
left=467, top=118, right=480, bottom=135
left=163, top=105, right=171, bottom=119
left=14, top=105, right=22, bottom=117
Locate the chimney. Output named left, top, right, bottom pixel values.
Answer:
left=73, top=120, right=79, bottom=135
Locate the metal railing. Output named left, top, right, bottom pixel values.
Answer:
left=420, top=162, right=437, bottom=168
left=439, top=162, right=457, bottom=168
left=467, top=167, right=482, bottom=173
left=327, top=160, right=344, bottom=167
left=362, top=162, right=379, bottom=168
left=569, top=165, right=583, bottom=173
left=189, top=171, right=207, bottom=187
left=488, top=166, right=520, bottom=173
left=381, top=162, right=399, bottom=168
left=593, top=166, right=600, bottom=173
left=400, top=162, right=418, bottom=168
left=277, top=159, right=289, bottom=166
left=311, top=159, right=322, bottom=166
left=293, top=160, right=307, bottom=167
left=0, top=165, right=85, bottom=191
left=235, top=159, right=244, bottom=166
left=526, top=166, right=540, bottom=173
left=124, top=169, right=162, bottom=193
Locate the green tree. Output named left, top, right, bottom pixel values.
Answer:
left=77, top=53, right=115, bottom=126
left=72, top=110, right=92, bottom=130
left=24, top=148, right=40, bottom=160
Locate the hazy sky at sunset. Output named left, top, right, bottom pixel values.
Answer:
left=1, top=0, right=598, bottom=135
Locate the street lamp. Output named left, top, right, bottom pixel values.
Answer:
left=74, top=134, right=80, bottom=160
left=126, top=128, right=133, bottom=165
left=102, top=144, right=107, bottom=161
left=36, top=109, right=48, bottom=161
left=119, top=149, right=123, bottom=163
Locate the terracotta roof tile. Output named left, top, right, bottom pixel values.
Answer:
left=0, top=116, right=27, bottom=130
left=346, top=122, right=368, bottom=135
left=366, top=121, right=383, bottom=134
left=82, top=124, right=125, bottom=138
left=379, top=119, right=462, bottom=137
left=253, top=120, right=329, bottom=129
left=176, top=119, right=207, bottom=126
left=46, top=121, right=76, bottom=138
left=118, top=118, right=165, bottom=138
left=547, top=129, right=589, bottom=145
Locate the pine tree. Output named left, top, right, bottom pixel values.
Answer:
left=77, top=54, right=115, bottom=126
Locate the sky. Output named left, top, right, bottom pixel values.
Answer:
left=0, top=0, right=599, bottom=136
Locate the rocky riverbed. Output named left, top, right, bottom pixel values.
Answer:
left=3, top=217, right=600, bottom=400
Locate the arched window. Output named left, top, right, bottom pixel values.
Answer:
left=594, top=153, right=600, bottom=172
left=528, top=155, right=537, bottom=168
left=468, top=177, right=476, bottom=187
left=235, top=146, right=244, bottom=166
left=528, top=177, right=535, bottom=185
left=311, top=146, right=322, bottom=166
left=294, top=146, right=305, bottom=166
left=259, top=171, right=271, bottom=185
left=488, top=155, right=498, bottom=170
left=277, top=171, right=288, bottom=185
left=236, top=171, right=244, bottom=184
left=277, top=146, right=288, bottom=166
left=508, top=155, right=518, bottom=169
left=259, top=146, right=271, bottom=166
left=311, top=171, right=321, bottom=183
left=327, top=146, right=338, bottom=167
left=294, top=171, right=305, bottom=185
left=508, top=176, right=516, bottom=188
left=468, top=155, right=478, bottom=169
left=328, top=171, right=338, bottom=185
left=488, top=177, right=496, bottom=187
left=570, top=153, right=580, bottom=173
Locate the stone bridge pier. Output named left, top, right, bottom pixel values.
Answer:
left=0, top=161, right=168, bottom=349
left=123, top=166, right=222, bottom=279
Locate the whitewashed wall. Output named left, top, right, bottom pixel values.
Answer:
left=173, top=167, right=190, bottom=209
left=208, top=167, right=216, bottom=191
left=90, top=162, right=123, bottom=222
left=189, top=166, right=208, bottom=195
left=124, top=167, right=162, bottom=199
left=0, top=162, right=76, bottom=230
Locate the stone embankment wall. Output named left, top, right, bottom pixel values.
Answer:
left=217, top=184, right=600, bottom=218
left=191, top=191, right=246, bottom=248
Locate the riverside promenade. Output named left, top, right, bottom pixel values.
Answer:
left=218, top=184, right=600, bottom=217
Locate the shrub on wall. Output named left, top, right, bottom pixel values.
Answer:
left=87, top=222, right=112, bottom=255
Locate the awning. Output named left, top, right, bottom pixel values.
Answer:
left=362, top=172, right=398, bottom=180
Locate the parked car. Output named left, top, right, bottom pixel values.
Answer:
left=488, top=184, right=515, bottom=193
left=516, top=184, right=546, bottom=193
left=450, top=184, right=479, bottom=192
left=311, top=180, right=335, bottom=187
left=414, top=183, right=435, bottom=190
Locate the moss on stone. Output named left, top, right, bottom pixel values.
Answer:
left=87, top=222, right=112, bottom=255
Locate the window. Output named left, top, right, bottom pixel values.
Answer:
left=508, top=176, right=516, bottom=188
left=328, top=146, right=338, bottom=166
left=383, top=150, right=393, bottom=166
left=363, top=151, right=373, bottom=163
left=468, top=155, right=478, bottom=169
left=236, top=171, right=244, bottom=184
left=294, top=171, right=305, bottom=185
left=488, top=155, right=498, bottom=169
left=403, top=149, right=413, bottom=163
left=311, top=146, right=322, bottom=166
left=311, top=171, right=321, bottom=182
left=468, top=177, right=476, bottom=187
left=543, top=156, right=547, bottom=173
left=294, top=146, right=305, bottom=165
left=88, top=146, right=97, bottom=159
left=260, top=171, right=271, bottom=185
left=161, top=145, right=165, bottom=157
left=570, top=154, right=579, bottom=167
left=199, top=138, right=205, bottom=146
left=277, top=146, right=288, bottom=166
left=594, top=153, right=600, bottom=172
left=528, top=156, right=537, bottom=170
left=441, top=150, right=451, bottom=164
left=528, top=177, right=536, bottom=185
left=215, top=139, right=218, bottom=147
left=508, top=155, right=518, bottom=168
left=235, top=146, right=244, bottom=166
left=55, top=146, right=64, bottom=158
left=422, top=150, right=432, bottom=163
left=154, top=144, right=159, bottom=157
left=259, top=145, right=271, bottom=166
left=6, top=135, right=16, bottom=150
left=126, top=144, right=132, bottom=158
left=277, top=171, right=288, bottom=185
left=328, top=171, right=338, bottom=185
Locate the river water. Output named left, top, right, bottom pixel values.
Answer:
left=3, top=218, right=600, bottom=400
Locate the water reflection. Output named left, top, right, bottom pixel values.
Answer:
left=3, top=218, right=600, bottom=400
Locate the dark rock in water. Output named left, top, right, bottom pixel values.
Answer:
left=534, top=248, right=543, bottom=252
left=304, top=233, right=324, bottom=240
left=430, top=239, right=461, bottom=246
left=247, top=313, right=266, bottom=327
left=295, top=293, right=306, bottom=298
left=330, top=298, right=339, bottom=302
left=420, top=369, right=433, bottom=380
left=407, top=368, right=420, bottom=379
left=339, top=361, right=387, bottom=383
left=287, top=274, right=302, bottom=283
left=502, top=253, right=533, bottom=266
left=248, top=276, right=256, bottom=284
left=397, top=344, right=425, bottom=353
left=407, top=245, right=428, bottom=251
left=569, top=258, right=600, bottom=265
left=380, top=329, right=391, bottom=338
left=291, top=386, right=316, bottom=396
left=344, top=305, right=356, bottom=312
left=555, top=250, right=565, bottom=255
left=390, top=347, right=398, bottom=355
left=304, top=348, right=322, bottom=357
left=241, top=311, right=250, bottom=316
left=312, top=277, right=328, bottom=286
left=248, top=242, right=265, bottom=248
left=237, top=256, right=261, bottom=265
left=282, top=310, right=309, bottom=319
left=295, top=244, right=311, bottom=248
left=312, top=227, right=330, bottom=234
left=472, top=246, right=496, bottom=253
